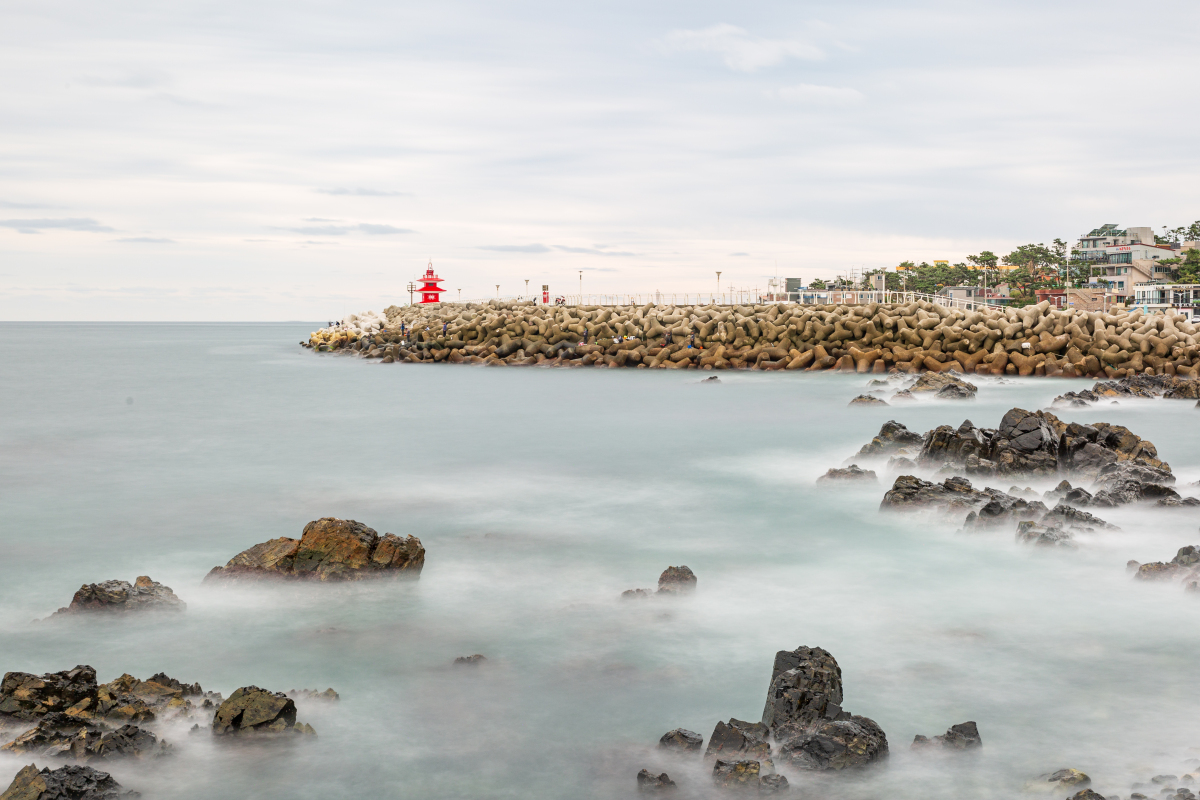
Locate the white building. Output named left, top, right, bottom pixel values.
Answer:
left=1077, top=223, right=1156, bottom=262
left=1086, top=242, right=1179, bottom=300
left=1132, top=283, right=1200, bottom=321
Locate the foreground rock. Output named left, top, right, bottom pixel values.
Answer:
left=817, top=465, right=876, bottom=483
left=906, top=372, right=978, bottom=399
left=912, top=721, right=982, bottom=750
left=0, top=713, right=170, bottom=762
left=704, top=719, right=769, bottom=761
left=1053, top=373, right=1200, bottom=407
left=1131, top=546, right=1200, bottom=593
left=49, top=577, right=184, bottom=618
left=659, top=728, right=703, bottom=752
left=853, top=421, right=924, bottom=459
left=636, top=770, right=676, bottom=792
left=657, top=566, right=696, bottom=595
left=762, top=646, right=888, bottom=770
left=0, top=763, right=136, bottom=800
left=205, top=518, right=424, bottom=582
left=211, top=686, right=315, bottom=737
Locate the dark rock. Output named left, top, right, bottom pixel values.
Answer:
left=890, top=389, right=916, bottom=402
left=0, top=667, right=98, bottom=724
left=211, top=686, right=314, bottom=737
left=919, top=420, right=990, bottom=469
left=880, top=475, right=991, bottom=514
left=657, top=566, right=696, bottom=595
left=761, top=646, right=843, bottom=739
left=204, top=518, right=424, bottom=582
left=758, top=774, right=790, bottom=794
left=1067, top=791, right=1105, bottom=800
left=50, top=577, right=184, bottom=618
left=909, top=372, right=978, bottom=397
left=1015, top=521, right=1075, bottom=547
left=1042, top=503, right=1117, bottom=531
left=453, top=655, right=486, bottom=667
left=621, top=589, right=651, bottom=599
left=0, top=763, right=137, bottom=800
left=849, top=394, right=888, bottom=406
left=1134, top=546, right=1200, bottom=584
left=702, top=376, right=721, bottom=383
left=659, top=728, right=703, bottom=752
left=1052, top=390, right=1099, bottom=407
left=854, top=421, right=924, bottom=459
left=1043, top=768, right=1091, bottom=787
left=0, top=714, right=170, bottom=762
left=887, top=456, right=917, bottom=472
left=958, top=491, right=1047, bottom=532
left=704, top=719, right=770, bottom=761
left=636, top=770, right=676, bottom=792
left=817, top=465, right=877, bottom=483
left=776, top=715, right=889, bottom=771
left=712, top=759, right=761, bottom=790
left=936, top=383, right=976, bottom=400
left=911, top=721, right=981, bottom=750
left=1157, top=496, right=1200, bottom=507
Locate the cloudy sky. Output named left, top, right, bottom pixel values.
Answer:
left=2, top=0, right=1198, bottom=319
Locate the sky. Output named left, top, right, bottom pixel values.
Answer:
left=2, top=0, right=1198, bottom=320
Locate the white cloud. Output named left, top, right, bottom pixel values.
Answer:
left=776, top=83, right=863, bottom=105
left=661, top=24, right=823, bottom=71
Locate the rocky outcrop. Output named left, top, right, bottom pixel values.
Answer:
left=711, top=759, right=762, bottom=790
left=1089, top=462, right=1180, bottom=506
left=848, top=395, right=887, bottom=406
left=1053, top=373, right=1200, bottom=406
left=761, top=646, right=887, bottom=771
left=911, top=721, right=981, bottom=750
left=204, top=518, right=424, bottom=582
left=704, top=720, right=769, bottom=761
left=817, top=465, right=877, bottom=483
left=0, top=714, right=169, bottom=762
left=1015, top=521, right=1076, bottom=547
left=287, top=688, right=340, bottom=701
left=636, top=770, right=676, bottom=792
left=0, top=667, right=100, bottom=724
left=907, top=372, right=978, bottom=399
left=50, top=577, right=184, bottom=617
left=1, top=666, right=214, bottom=728
left=758, top=774, right=789, bottom=794
left=0, top=763, right=136, bottom=800
left=1132, top=546, right=1200, bottom=591
left=211, top=686, right=315, bottom=737
left=659, top=729, right=703, bottom=752
left=657, top=566, right=696, bottom=595
left=880, top=475, right=991, bottom=513
left=452, top=656, right=486, bottom=667
left=854, top=421, right=924, bottom=459
left=310, top=299, right=1200, bottom=378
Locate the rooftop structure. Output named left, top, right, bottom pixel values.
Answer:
left=1077, top=223, right=1155, bottom=261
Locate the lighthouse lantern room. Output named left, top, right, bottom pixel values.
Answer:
left=416, top=262, right=446, bottom=304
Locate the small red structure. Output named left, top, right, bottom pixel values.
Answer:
left=416, top=262, right=445, bottom=304
left=1035, top=288, right=1066, bottom=309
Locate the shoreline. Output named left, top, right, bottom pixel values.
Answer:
left=304, top=299, right=1200, bottom=378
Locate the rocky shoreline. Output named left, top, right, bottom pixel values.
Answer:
left=303, top=300, right=1200, bottom=377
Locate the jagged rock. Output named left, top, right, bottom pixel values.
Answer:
left=937, top=383, right=976, bottom=400
left=958, top=492, right=1047, bottom=532
left=453, top=655, right=486, bottom=667
left=286, top=688, right=339, bottom=701
left=659, top=728, right=703, bottom=752
left=758, top=774, right=789, bottom=794
left=636, top=770, right=676, bottom=792
left=204, top=518, right=424, bottom=582
left=0, top=714, right=170, bottom=762
left=0, top=763, right=137, bottom=800
left=1134, top=546, right=1200, bottom=584
left=887, top=456, right=917, bottom=472
left=657, top=566, right=696, bottom=595
left=50, top=577, right=184, bottom=617
left=776, top=716, right=889, bottom=771
left=849, top=395, right=888, bottom=406
left=854, top=421, right=924, bottom=459
left=211, top=687, right=314, bottom=737
left=919, top=420, right=990, bottom=468
left=817, top=465, right=877, bottom=483
left=761, top=646, right=844, bottom=739
left=712, top=759, right=761, bottom=790
left=0, top=667, right=99, bottom=724
left=1052, top=390, right=1099, bottom=408
left=1090, top=462, right=1179, bottom=506
left=1067, top=791, right=1105, bottom=800
left=1157, top=496, right=1200, bottom=507
left=704, top=720, right=769, bottom=761
left=890, top=389, right=916, bottom=402
left=1015, top=521, right=1075, bottom=547
left=880, top=475, right=991, bottom=514
left=911, top=721, right=981, bottom=750
left=1041, top=503, right=1117, bottom=531
left=621, top=589, right=651, bottom=599
left=909, top=373, right=978, bottom=397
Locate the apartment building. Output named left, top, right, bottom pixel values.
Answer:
left=1077, top=223, right=1155, bottom=262
left=1132, top=283, right=1200, bottom=321
left=1085, top=242, right=1179, bottom=301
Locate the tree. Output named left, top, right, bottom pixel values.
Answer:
left=966, top=250, right=998, bottom=268
left=1174, top=248, right=1200, bottom=283
left=809, top=278, right=827, bottom=289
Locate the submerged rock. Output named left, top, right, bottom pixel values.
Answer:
left=211, top=687, right=315, bottom=737
left=287, top=688, right=339, bottom=701
left=711, top=759, right=761, bottom=790
left=50, top=577, right=184, bottom=617
left=621, top=589, right=651, bottom=599
left=0, top=763, right=137, bottom=800
left=909, top=373, right=978, bottom=397
left=776, top=716, right=889, bottom=771
left=204, top=518, right=424, bottom=582
left=452, top=655, right=487, bottom=667
left=657, top=566, right=696, bottom=595
left=817, top=465, right=877, bottom=483
left=636, top=770, right=677, bottom=792
left=911, top=721, right=981, bottom=750
left=758, top=774, right=789, bottom=794
left=848, top=394, right=888, bottom=406
left=659, top=728, right=703, bottom=752
left=1015, top=521, right=1076, bottom=548
left=854, top=421, right=924, bottom=459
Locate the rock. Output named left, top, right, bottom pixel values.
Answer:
left=0, top=667, right=99, bottom=724
left=854, top=421, right=924, bottom=459
left=761, top=646, right=844, bottom=739
left=286, top=688, right=340, bottom=701
left=887, top=456, right=918, bottom=472
left=817, top=465, right=877, bottom=483
left=919, top=420, right=991, bottom=470
left=636, top=770, right=676, bottom=792
left=880, top=475, right=991, bottom=514
left=659, top=729, right=703, bottom=752
left=657, top=566, right=696, bottom=595
left=776, top=715, right=889, bottom=771
left=211, top=687, right=314, bottom=737
left=890, top=389, right=916, bottom=402
left=204, top=518, right=424, bottom=582
left=911, top=721, right=981, bottom=750
left=453, top=655, right=487, bottom=667
left=621, top=589, right=651, bottom=599
left=758, top=774, right=789, bottom=794
left=1067, top=791, right=1105, bottom=800
left=958, top=491, right=1047, bottom=532
left=702, top=376, right=721, bottom=383
left=0, top=714, right=170, bottom=762
left=909, top=372, right=978, bottom=397
left=1042, top=503, right=1117, bottom=531
left=1015, top=521, right=1075, bottom=547
left=849, top=395, right=888, bottom=406
left=50, top=577, right=184, bottom=618
left=936, top=383, right=976, bottom=400
left=712, top=759, right=760, bottom=790
left=0, top=763, right=137, bottom=800
left=1043, top=768, right=1091, bottom=787
left=704, top=719, right=770, bottom=761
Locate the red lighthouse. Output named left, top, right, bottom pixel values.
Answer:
left=416, top=261, right=446, bottom=304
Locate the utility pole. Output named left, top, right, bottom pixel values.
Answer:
left=578, top=270, right=582, bottom=303
left=407, top=281, right=415, bottom=305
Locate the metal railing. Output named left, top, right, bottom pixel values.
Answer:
left=448, top=289, right=1008, bottom=310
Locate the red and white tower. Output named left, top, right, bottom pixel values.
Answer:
left=416, top=261, right=445, bottom=304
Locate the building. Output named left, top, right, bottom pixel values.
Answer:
left=935, top=285, right=1009, bottom=307
left=1086, top=242, right=1178, bottom=301
left=1077, top=223, right=1155, bottom=262
left=1035, top=288, right=1067, bottom=309
left=1132, top=283, right=1200, bottom=321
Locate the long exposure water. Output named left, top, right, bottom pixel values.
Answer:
left=2, top=322, right=1199, bottom=799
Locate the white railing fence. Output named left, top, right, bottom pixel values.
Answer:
left=448, top=290, right=1007, bottom=310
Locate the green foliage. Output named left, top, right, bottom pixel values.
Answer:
left=966, top=250, right=998, bottom=268
left=808, top=278, right=827, bottom=289
left=1175, top=248, right=1200, bottom=283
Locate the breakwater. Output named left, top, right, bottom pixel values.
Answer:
left=305, top=300, right=1200, bottom=378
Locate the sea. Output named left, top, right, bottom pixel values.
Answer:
left=1, top=322, right=1198, bottom=799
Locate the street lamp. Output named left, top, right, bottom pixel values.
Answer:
left=716, top=271, right=722, bottom=301
left=525, top=279, right=529, bottom=299
left=578, top=270, right=582, bottom=302
left=495, top=284, right=500, bottom=300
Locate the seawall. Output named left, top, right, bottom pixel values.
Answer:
left=302, top=300, right=1200, bottom=378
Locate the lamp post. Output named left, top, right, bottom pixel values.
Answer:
left=716, top=271, right=722, bottom=302
left=457, top=288, right=461, bottom=302
left=578, top=270, right=582, bottom=303
left=525, top=279, right=529, bottom=299
left=495, top=285, right=500, bottom=300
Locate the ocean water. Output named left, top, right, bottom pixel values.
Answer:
left=1, top=322, right=1199, bottom=799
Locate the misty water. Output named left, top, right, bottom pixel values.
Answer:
left=2, top=322, right=1199, bottom=799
